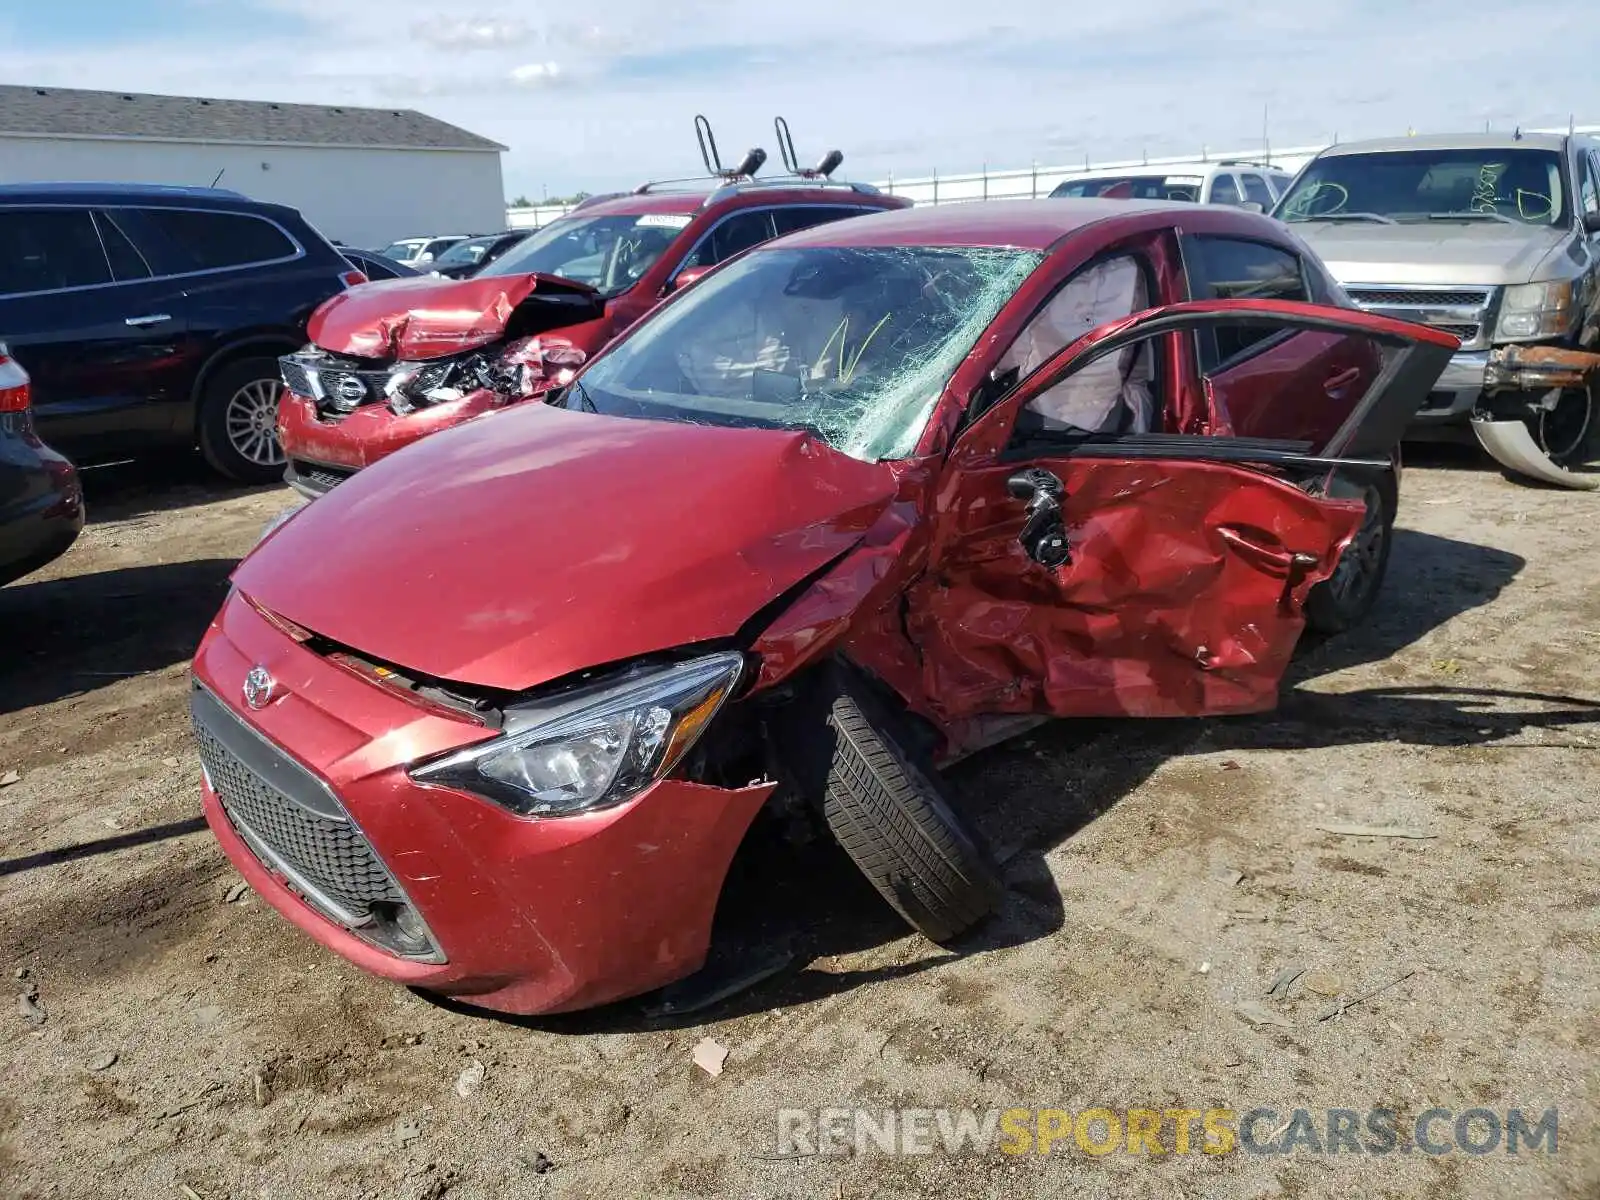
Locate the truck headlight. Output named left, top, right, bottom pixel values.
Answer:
left=1496, top=280, right=1576, bottom=340
left=410, top=652, right=744, bottom=817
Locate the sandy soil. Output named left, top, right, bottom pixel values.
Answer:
left=0, top=451, right=1596, bottom=1200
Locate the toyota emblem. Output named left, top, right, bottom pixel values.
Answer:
left=243, top=665, right=276, bottom=710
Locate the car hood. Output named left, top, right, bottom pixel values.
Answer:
left=1288, top=220, right=1573, bottom=286
left=233, top=404, right=900, bottom=692
left=306, top=272, right=602, bottom=360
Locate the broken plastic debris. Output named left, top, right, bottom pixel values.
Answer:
left=1317, top=823, right=1436, bottom=840
left=1213, top=868, right=1245, bottom=888
left=0, top=770, right=19, bottom=787
left=224, top=882, right=250, bottom=904
left=1266, top=965, right=1306, bottom=1001
left=1317, top=969, right=1415, bottom=1021
left=1235, top=1001, right=1292, bottom=1029
left=692, top=1037, right=729, bottom=1077
left=1301, top=969, right=1342, bottom=997
left=454, top=1060, right=486, bottom=1098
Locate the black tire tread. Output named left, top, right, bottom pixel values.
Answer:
left=1304, top=473, right=1397, bottom=636
left=818, top=683, right=1001, bottom=944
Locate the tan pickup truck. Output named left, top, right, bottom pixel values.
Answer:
left=1274, top=132, right=1600, bottom=488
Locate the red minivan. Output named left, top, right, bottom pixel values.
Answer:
left=194, top=200, right=1455, bottom=1015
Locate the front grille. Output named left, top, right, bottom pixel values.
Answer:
left=288, top=459, right=355, bottom=495
left=1434, top=324, right=1480, bottom=342
left=191, top=684, right=403, bottom=923
left=279, top=356, right=315, bottom=398
left=1346, top=288, right=1490, bottom=307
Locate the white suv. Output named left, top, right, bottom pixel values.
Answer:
left=1050, top=161, right=1295, bottom=209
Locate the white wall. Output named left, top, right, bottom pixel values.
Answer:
left=0, top=135, right=506, bottom=247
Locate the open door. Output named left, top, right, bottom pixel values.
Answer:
left=906, top=299, right=1456, bottom=725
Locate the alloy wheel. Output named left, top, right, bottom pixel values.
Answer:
left=225, top=378, right=287, bottom=467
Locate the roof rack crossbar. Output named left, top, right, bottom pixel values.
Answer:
left=772, top=115, right=845, bottom=178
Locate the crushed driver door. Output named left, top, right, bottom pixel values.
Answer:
left=907, top=299, right=1456, bottom=724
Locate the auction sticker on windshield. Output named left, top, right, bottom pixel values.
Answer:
left=636, top=214, right=694, bottom=229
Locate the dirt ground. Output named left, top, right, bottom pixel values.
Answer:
left=0, top=450, right=1596, bottom=1200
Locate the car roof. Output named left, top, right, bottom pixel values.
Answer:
left=774, top=198, right=1200, bottom=251
left=572, top=182, right=901, bottom=222
left=0, top=181, right=265, bottom=206
left=1318, top=132, right=1570, bottom=156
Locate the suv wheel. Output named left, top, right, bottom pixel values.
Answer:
left=1304, top=474, right=1396, bottom=636
left=199, top=357, right=287, bottom=484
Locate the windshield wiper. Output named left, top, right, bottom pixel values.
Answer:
left=1421, top=211, right=1517, bottom=225
left=566, top=378, right=599, bottom=414
left=1289, top=212, right=1398, bottom=225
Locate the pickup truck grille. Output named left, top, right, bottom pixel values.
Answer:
left=1344, top=285, right=1496, bottom=351
left=1346, top=288, right=1490, bottom=308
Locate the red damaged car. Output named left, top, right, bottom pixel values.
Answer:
left=276, top=128, right=909, bottom=498
left=191, top=199, right=1455, bottom=1015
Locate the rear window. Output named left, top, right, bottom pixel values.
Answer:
left=139, top=208, right=298, bottom=271
left=0, top=208, right=112, bottom=295
left=1184, top=236, right=1310, bottom=370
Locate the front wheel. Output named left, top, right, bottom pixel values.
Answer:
left=1304, top=474, right=1396, bottom=636
left=807, top=666, right=1004, bottom=944
left=198, top=357, right=288, bottom=484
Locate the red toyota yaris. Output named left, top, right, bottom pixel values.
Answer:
left=193, top=200, right=1455, bottom=1015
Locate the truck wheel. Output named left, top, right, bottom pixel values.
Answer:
left=1305, top=474, right=1396, bottom=636
left=198, top=357, right=288, bottom=484
left=811, top=667, right=1003, bottom=944
left=1531, top=383, right=1594, bottom=467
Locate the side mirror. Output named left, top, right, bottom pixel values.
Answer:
left=1582, top=211, right=1600, bottom=235
left=667, top=265, right=713, bottom=294
left=1239, top=201, right=1266, bottom=214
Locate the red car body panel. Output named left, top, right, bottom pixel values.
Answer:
left=194, top=594, right=773, bottom=1013
left=199, top=201, right=1458, bottom=1016
left=241, top=402, right=901, bottom=692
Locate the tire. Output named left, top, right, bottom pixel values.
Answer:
left=1529, top=382, right=1595, bottom=468
left=810, top=667, right=1004, bottom=944
left=1305, top=472, right=1396, bottom=636
left=197, top=356, right=289, bottom=484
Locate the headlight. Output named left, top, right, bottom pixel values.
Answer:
left=1497, top=280, right=1576, bottom=340
left=410, top=652, right=744, bottom=817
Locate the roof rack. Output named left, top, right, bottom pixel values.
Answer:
left=634, top=115, right=767, bottom=194
left=1216, top=159, right=1282, bottom=170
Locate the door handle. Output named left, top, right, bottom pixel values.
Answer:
left=1324, top=366, right=1361, bottom=396
left=125, top=313, right=171, bottom=327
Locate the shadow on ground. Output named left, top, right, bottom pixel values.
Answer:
left=0, top=559, right=235, bottom=714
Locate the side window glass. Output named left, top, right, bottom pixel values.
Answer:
left=1241, top=173, right=1275, bottom=208
left=771, top=206, right=863, bottom=236
left=1003, top=255, right=1156, bottom=433
left=714, top=211, right=777, bottom=262
left=1208, top=174, right=1243, bottom=206
left=1185, top=236, right=1309, bottom=371
left=1580, top=153, right=1600, bottom=217
left=139, top=209, right=297, bottom=271
left=94, top=212, right=152, bottom=281
left=0, top=208, right=112, bottom=295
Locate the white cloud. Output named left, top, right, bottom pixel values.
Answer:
left=2, top=0, right=1596, bottom=197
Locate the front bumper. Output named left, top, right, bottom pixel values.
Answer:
left=276, top=388, right=508, bottom=474
left=1412, top=350, right=1489, bottom=424
left=192, top=591, right=774, bottom=1015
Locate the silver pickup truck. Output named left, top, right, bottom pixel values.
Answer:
left=1273, top=132, right=1600, bottom=487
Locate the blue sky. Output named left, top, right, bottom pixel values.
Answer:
left=2, top=0, right=1597, bottom=198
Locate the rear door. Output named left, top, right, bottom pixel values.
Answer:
left=0, top=205, right=194, bottom=455
left=1182, top=233, right=1384, bottom=447
left=906, top=301, right=1456, bottom=725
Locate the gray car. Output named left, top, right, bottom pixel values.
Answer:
left=1274, top=132, right=1600, bottom=485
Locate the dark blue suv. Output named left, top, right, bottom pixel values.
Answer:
left=0, top=183, right=361, bottom=482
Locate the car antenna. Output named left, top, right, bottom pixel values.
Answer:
left=210, top=168, right=226, bottom=187
left=774, top=116, right=844, bottom=178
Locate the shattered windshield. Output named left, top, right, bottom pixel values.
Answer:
left=566, top=245, right=1042, bottom=461
left=476, top=212, right=693, bottom=295
left=1050, top=175, right=1201, bottom=201
left=1276, top=149, right=1568, bottom=226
